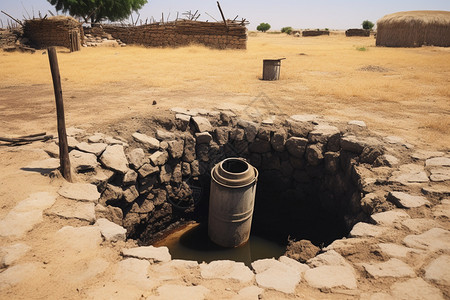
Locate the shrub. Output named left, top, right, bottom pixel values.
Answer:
left=362, top=20, right=375, bottom=30
left=257, top=23, right=271, bottom=32
left=281, top=26, right=293, bottom=34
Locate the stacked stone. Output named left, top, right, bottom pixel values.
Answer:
left=345, top=29, right=370, bottom=37
left=103, top=20, right=247, bottom=50
left=23, top=16, right=84, bottom=49
left=302, top=30, right=330, bottom=37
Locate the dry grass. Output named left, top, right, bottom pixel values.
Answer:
left=0, top=32, right=449, bottom=148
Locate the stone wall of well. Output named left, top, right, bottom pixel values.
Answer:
left=102, top=20, right=247, bottom=49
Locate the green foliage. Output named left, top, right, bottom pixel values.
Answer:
left=47, top=0, right=147, bottom=23
left=361, top=20, right=375, bottom=30
left=281, top=26, right=293, bottom=34
left=256, top=23, right=271, bottom=32
left=325, top=28, right=329, bottom=31
left=356, top=46, right=367, bottom=51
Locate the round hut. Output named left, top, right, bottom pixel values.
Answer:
left=376, top=10, right=450, bottom=47
left=23, top=16, right=84, bottom=50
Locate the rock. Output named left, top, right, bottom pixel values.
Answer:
left=167, top=140, right=184, bottom=159
left=127, top=148, right=147, bottom=169
left=249, top=139, right=271, bottom=153
left=192, top=116, right=212, bottom=132
left=122, top=246, right=171, bottom=262
left=285, top=137, right=308, bottom=158
left=307, top=250, right=352, bottom=269
left=191, top=160, right=200, bottom=177
left=123, top=186, right=139, bottom=203
left=0, top=243, right=31, bottom=268
left=230, top=128, right=245, bottom=141
left=360, top=193, right=382, bottom=214
left=220, top=111, right=236, bottom=124
left=154, top=284, right=209, bottom=300
left=370, top=210, right=410, bottom=227
left=324, top=152, right=340, bottom=173
left=183, top=134, right=196, bottom=162
left=390, top=278, right=444, bottom=300
left=285, top=239, right=320, bottom=263
left=171, top=107, right=197, bottom=116
left=89, top=169, right=114, bottom=192
left=104, top=136, right=128, bottom=146
left=390, top=164, right=429, bottom=184
left=75, top=142, right=107, bottom=156
left=95, top=204, right=123, bottom=226
left=425, top=157, right=450, bottom=167
left=403, top=228, right=450, bottom=251
left=360, top=146, right=383, bottom=164
left=306, top=144, right=324, bottom=166
left=429, top=167, right=450, bottom=182
left=172, top=164, right=182, bottom=183
left=252, top=258, right=302, bottom=294
left=66, top=136, right=79, bottom=148
left=150, top=151, right=169, bottom=166
left=54, top=225, right=102, bottom=252
left=340, top=135, right=366, bottom=153
left=24, top=158, right=59, bottom=171
left=290, top=114, right=318, bottom=122
left=238, top=119, right=258, bottom=143
left=95, top=218, right=126, bottom=242
left=237, top=286, right=264, bottom=300
left=0, top=192, right=56, bottom=237
left=58, top=182, right=100, bottom=203
left=362, top=258, right=415, bottom=278
left=66, top=126, right=86, bottom=137
left=100, top=184, right=123, bottom=204
left=195, top=132, right=212, bottom=144
left=46, top=199, right=96, bottom=222
left=424, top=255, right=450, bottom=286
left=387, top=191, right=430, bottom=208
left=132, top=132, right=160, bottom=150
left=123, top=169, right=138, bottom=185
left=159, top=164, right=172, bottom=183
left=114, top=258, right=155, bottom=290
left=0, top=263, right=38, bottom=290
left=88, top=133, right=104, bottom=143
left=348, top=120, right=366, bottom=127
left=156, top=129, right=175, bottom=141
left=214, top=127, right=229, bottom=145
left=374, top=154, right=399, bottom=167
left=271, top=129, right=287, bottom=152
left=308, top=124, right=340, bottom=144
left=138, top=176, right=157, bottom=195
left=433, top=200, right=450, bottom=219
left=69, top=150, right=99, bottom=172
left=304, top=265, right=357, bottom=289
left=175, top=113, right=191, bottom=123
left=349, top=222, right=385, bottom=238
left=200, top=260, right=254, bottom=283
left=100, top=145, right=129, bottom=174
left=182, top=162, right=191, bottom=176
left=377, top=243, right=422, bottom=258
left=411, top=150, right=445, bottom=160
left=138, top=163, right=159, bottom=178
left=401, top=218, right=440, bottom=234
left=286, top=119, right=314, bottom=138
left=421, top=185, right=450, bottom=197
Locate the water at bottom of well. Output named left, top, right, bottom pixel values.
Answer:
left=153, top=222, right=286, bottom=267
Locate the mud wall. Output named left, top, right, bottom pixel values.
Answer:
left=103, top=20, right=247, bottom=49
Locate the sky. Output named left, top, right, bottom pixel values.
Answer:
left=1, top=0, right=449, bottom=30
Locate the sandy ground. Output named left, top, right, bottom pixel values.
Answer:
left=0, top=33, right=449, bottom=299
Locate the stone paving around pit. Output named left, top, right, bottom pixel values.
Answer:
left=0, top=110, right=449, bottom=299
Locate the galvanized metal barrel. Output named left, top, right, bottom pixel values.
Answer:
left=262, top=58, right=284, bottom=80
left=208, top=158, right=258, bottom=247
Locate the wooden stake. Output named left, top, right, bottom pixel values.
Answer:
left=216, top=1, right=228, bottom=30
left=47, top=47, right=72, bottom=182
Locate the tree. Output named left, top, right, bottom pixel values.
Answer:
left=257, top=23, right=271, bottom=32
left=281, top=26, right=293, bottom=34
left=48, top=0, right=148, bottom=23
left=362, top=20, right=374, bottom=30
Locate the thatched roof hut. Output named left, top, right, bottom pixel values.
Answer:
left=376, top=10, right=450, bottom=47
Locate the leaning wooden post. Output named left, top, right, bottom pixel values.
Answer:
left=48, top=47, right=72, bottom=182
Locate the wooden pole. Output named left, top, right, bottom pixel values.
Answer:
left=47, top=47, right=72, bottom=182
left=216, top=1, right=228, bottom=30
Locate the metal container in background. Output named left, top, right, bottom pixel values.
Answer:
left=208, top=158, right=258, bottom=248
left=262, top=58, right=285, bottom=80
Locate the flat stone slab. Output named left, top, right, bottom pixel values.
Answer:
left=58, top=182, right=100, bottom=203
left=390, top=164, right=429, bottom=184
left=411, top=150, right=445, bottom=160
left=252, top=257, right=307, bottom=294
left=307, top=250, right=352, bottom=268
left=149, top=260, right=199, bottom=280
left=66, top=126, right=86, bottom=137
left=156, top=129, right=176, bottom=141
left=200, top=260, right=254, bottom=283
left=237, top=286, right=264, bottom=299
left=387, top=191, right=430, bottom=208
left=153, top=284, right=209, bottom=300
left=0, top=192, right=56, bottom=237
left=0, top=243, right=31, bottom=268
left=421, top=185, right=450, bottom=197
left=362, top=258, right=415, bottom=278
left=46, top=199, right=95, bottom=222
left=114, top=258, right=155, bottom=290
left=370, top=210, right=410, bottom=227
left=121, top=246, right=171, bottom=263
left=171, top=107, right=198, bottom=116
left=401, top=218, right=441, bottom=234
left=349, top=222, right=385, bottom=238
left=425, top=157, right=450, bottom=167
left=390, top=278, right=444, bottom=300
left=69, top=150, right=99, bottom=171
left=304, top=265, right=357, bottom=289
left=433, top=200, right=450, bottom=219
left=429, top=167, right=450, bottom=182
left=62, top=257, right=109, bottom=284
left=75, top=142, right=107, bottom=156
left=403, top=228, right=450, bottom=252
left=95, top=218, right=126, bottom=242
left=0, top=263, right=38, bottom=290
left=100, top=145, right=129, bottom=174
left=192, top=116, right=212, bottom=132
left=424, top=255, right=450, bottom=286
left=290, top=114, right=318, bottom=122
left=54, top=226, right=102, bottom=252
left=23, top=158, right=59, bottom=171
left=348, top=120, right=366, bottom=127
left=377, top=243, right=422, bottom=258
